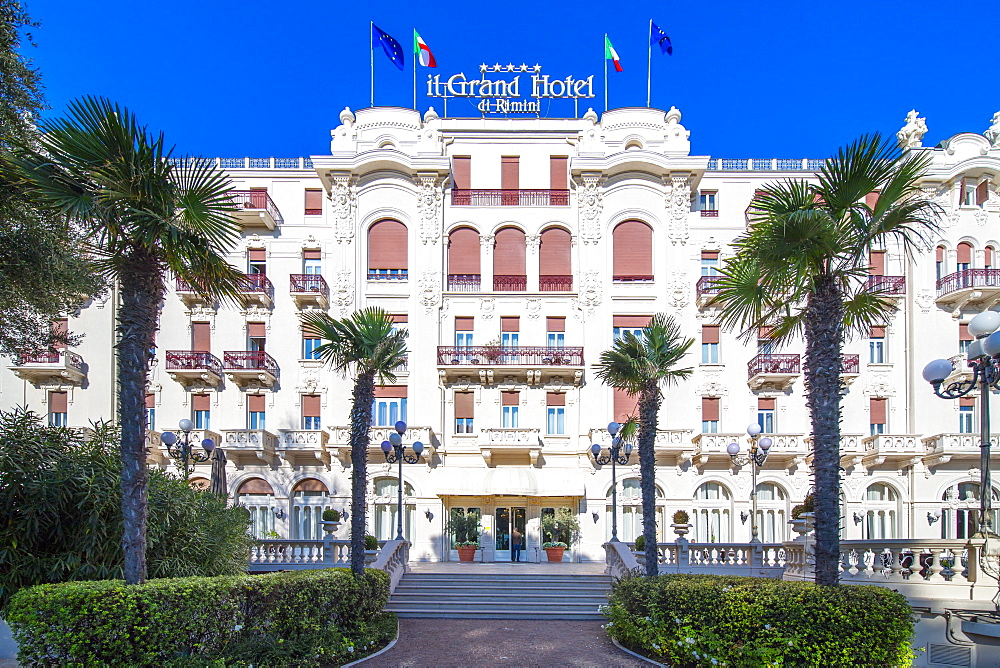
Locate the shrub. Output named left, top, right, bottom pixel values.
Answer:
left=634, top=535, right=645, bottom=552
left=322, top=508, right=340, bottom=522
left=542, top=541, right=568, bottom=549
left=541, top=507, right=580, bottom=545
left=672, top=510, right=689, bottom=524
left=604, top=573, right=915, bottom=667
left=0, top=408, right=253, bottom=607
left=6, top=568, right=394, bottom=666
left=364, top=534, right=379, bottom=550
left=445, top=508, right=481, bottom=546
left=791, top=492, right=815, bottom=519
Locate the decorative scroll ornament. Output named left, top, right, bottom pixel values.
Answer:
left=864, top=371, right=894, bottom=398
left=915, top=288, right=934, bottom=314
left=575, top=269, right=602, bottom=315
left=577, top=175, right=604, bottom=244
left=419, top=270, right=441, bottom=313
left=896, top=109, right=928, bottom=149
left=667, top=270, right=689, bottom=309
left=415, top=174, right=443, bottom=245
left=525, top=234, right=541, bottom=253
left=695, top=368, right=728, bottom=397
left=332, top=269, right=354, bottom=314
left=329, top=175, right=357, bottom=243
left=296, top=366, right=327, bottom=395
left=479, top=297, right=496, bottom=319
left=526, top=298, right=541, bottom=319
left=480, top=234, right=495, bottom=254
left=663, top=173, right=691, bottom=245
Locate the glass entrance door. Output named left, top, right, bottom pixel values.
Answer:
left=494, top=506, right=526, bottom=562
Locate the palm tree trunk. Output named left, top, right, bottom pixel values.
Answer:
left=805, top=275, right=844, bottom=587
left=638, top=381, right=661, bottom=576
left=118, top=262, right=163, bottom=585
left=349, top=371, right=376, bottom=576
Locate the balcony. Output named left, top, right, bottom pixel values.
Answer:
left=367, top=270, right=408, bottom=281
left=840, top=354, right=860, bottom=386
left=696, top=275, right=723, bottom=308
left=590, top=427, right=694, bottom=465
left=175, top=277, right=211, bottom=307
left=229, top=190, right=282, bottom=230
left=289, top=274, right=329, bottom=309
left=494, top=275, right=527, bottom=291
left=805, top=433, right=865, bottom=469
left=862, top=434, right=923, bottom=468
left=479, top=428, right=542, bottom=466
left=747, top=354, right=800, bottom=390
left=936, top=269, right=1000, bottom=310
left=451, top=189, right=569, bottom=206
left=10, top=350, right=86, bottom=387
left=693, top=432, right=806, bottom=469
left=165, top=350, right=223, bottom=387
left=220, top=428, right=279, bottom=467
left=539, top=275, right=573, bottom=292
left=866, top=275, right=905, bottom=298
left=223, top=351, right=278, bottom=388
left=922, top=433, right=1000, bottom=469
left=700, top=209, right=719, bottom=218
left=612, top=275, right=654, bottom=284
left=147, top=429, right=221, bottom=468
left=278, top=429, right=331, bottom=468
left=239, top=273, right=273, bottom=307
left=326, top=425, right=437, bottom=468
left=447, top=274, right=481, bottom=292
left=437, top=346, right=584, bottom=386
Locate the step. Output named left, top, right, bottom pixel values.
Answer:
left=387, top=607, right=607, bottom=620
left=391, top=595, right=608, bottom=605
left=394, top=582, right=610, bottom=591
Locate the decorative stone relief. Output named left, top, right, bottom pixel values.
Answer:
left=329, top=175, right=357, bottom=243
left=245, top=234, right=265, bottom=250
left=667, top=270, right=689, bottom=309
left=186, top=306, right=217, bottom=331
left=418, top=270, right=441, bottom=313
left=296, top=365, right=327, bottom=395
left=915, top=288, right=935, bottom=313
left=480, top=234, right=495, bottom=255
left=896, top=109, right=928, bottom=149
left=574, top=269, right=602, bottom=315
left=479, top=297, right=496, bottom=319
left=928, top=188, right=957, bottom=229
left=525, top=234, right=540, bottom=253
left=332, top=269, right=354, bottom=314
left=663, top=106, right=691, bottom=155
left=663, top=173, right=691, bottom=245
left=864, top=371, right=894, bottom=398
left=415, top=174, right=443, bottom=245
left=975, top=208, right=989, bottom=227
left=577, top=174, right=604, bottom=244
left=240, top=305, right=271, bottom=329
left=526, top=298, right=541, bottom=319
left=985, top=111, right=1000, bottom=147
left=695, top=369, right=728, bottom=397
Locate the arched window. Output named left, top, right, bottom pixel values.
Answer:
left=936, top=245, right=946, bottom=281
left=539, top=227, right=572, bottom=291
left=372, top=478, right=415, bottom=541
left=957, top=242, right=973, bottom=272
left=754, top=482, right=788, bottom=542
left=447, top=227, right=481, bottom=291
left=863, top=483, right=899, bottom=539
left=693, top=482, right=732, bottom=543
left=237, top=478, right=276, bottom=539
left=368, top=220, right=408, bottom=280
left=941, top=482, right=1000, bottom=539
left=607, top=479, right=665, bottom=543
left=612, top=221, right=653, bottom=283
left=493, top=227, right=526, bottom=291
left=291, top=478, right=330, bottom=540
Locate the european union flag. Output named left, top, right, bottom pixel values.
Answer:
left=372, top=23, right=405, bottom=70
left=650, top=21, right=673, bottom=55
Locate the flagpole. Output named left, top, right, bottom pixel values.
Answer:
left=603, top=33, right=608, bottom=113
left=646, top=20, right=652, bottom=107
left=370, top=21, right=375, bottom=107
left=412, top=47, right=417, bottom=110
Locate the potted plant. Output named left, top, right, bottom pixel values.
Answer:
left=632, top=535, right=646, bottom=567
left=542, top=541, right=568, bottom=561
left=364, top=533, right=380, bottom=564
left=671, top=509, right=691, bottom=537
left=482, top=336, right=504, bottom=364
left=789, top=493, right=815, bottom=537
left=320, top=508, right=341, bottom=533
left=540, top=507, right=580, bottom=562
left=446, top=510, right=481, bottom=562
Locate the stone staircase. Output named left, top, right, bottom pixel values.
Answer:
left=385, top=571, right=612, bottom=620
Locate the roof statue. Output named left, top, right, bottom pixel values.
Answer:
left=986, top=111, right=1000, bottom=148
left=896, top=109, right=927, bottom=149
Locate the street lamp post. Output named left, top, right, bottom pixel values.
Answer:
left=922, top=310, right=1000, bottom=538
left=380, top=420, right=424, bottom=541
left=727, top=424, right=773, bottom=544
left=160, top=418, right=216, bottom=480
left=590, top=421, right=633, bottom=543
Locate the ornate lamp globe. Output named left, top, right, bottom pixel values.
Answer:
left=922, top=359, right=954, bottom=384
left=968, top=311, right=1000, bottom=338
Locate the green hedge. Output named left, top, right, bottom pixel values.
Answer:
left=5, top=568, right=394, bottom=667
left=604, top=574, right=915, bottom=667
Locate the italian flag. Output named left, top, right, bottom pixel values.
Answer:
left=605, top=35, right=622, bottom=72
left=414, top=30, right=436, bottom=68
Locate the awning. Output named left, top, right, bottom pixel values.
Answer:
left=434, top=467, right=586, bottom=497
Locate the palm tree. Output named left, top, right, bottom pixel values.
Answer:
left=594, top=313, right=693, bottom=575
left=712, top=134, right=939, bottom=586
left=6, top=96, right=245, bottom=584
left=301, top=307, right=408, bottom=576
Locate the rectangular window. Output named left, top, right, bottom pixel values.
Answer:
left=757, top=327, right=775, bottom=355
left=146, top=393, right=156, bottom=431
left=757, top=398, right=775, bottom=433
left=700, top=251, right=720, bottom=276
left=302, top=394, right=321, bottom=430
left=546, top=317, right=565, bottom=347
left=455, top=317, right=474, bottom=349
left=613, top=388, right=639, bottom=424
left=960, top=324, right=973, bottom=356
left=247, top=394, right=266, bottom=431
left=304, top=189, right=323, bottom=216
left=373, top=387, right=408, bottom=427
left=453, top=156, right=471, bottom=190
left=455, top=391, right=474, bottom=434
left=193, top=394, right=210, bottom=430
left=699, top=191, right=718, bottom=216
left=702, top=397, right=719, bottom=434
left=701, top=326, right=720, bottom=363
left=870, top=398, right=887, bottom=436
left=501, top=316, right=519, bottom=348
left=192, top=321, right=211, bottom=352
left=248, top=248, right=266, bottom=274
left=869, top=326, right=886, bottom=364
left=48, top=391, right=67, bottom=427
left=936, top=246, right=945, bottom=281
left=248, top=322, right=266, bottom=353
left=613, top=315, right=650, bottom=342
left=502, top=391, right=519, bottom=428
left=546, top=393, right=566, bottom=434
left=303, top=248, right=322, bottom=274
left=960, top=398, right=975, bottom=433
left=303, top=337, right=321, bottom=360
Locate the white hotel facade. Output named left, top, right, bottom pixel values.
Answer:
left=6, top=105, right=1000, bottom=563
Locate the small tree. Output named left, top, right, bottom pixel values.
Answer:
left=446, top=509, right=481, bottom=546
left=541, top=508, right=580, bottom=546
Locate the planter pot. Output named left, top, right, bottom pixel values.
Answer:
left=789, top=518, right=810, bottom=537
left=320, top=521, right=340, bottom=533
left=632, top=551, right=647, bottom=568
left=544, top=547, right=566, bottom=562
left=364, top=549, right=379, bottom=565
left=671, top=522, right=691, bottom=537
left=800, top=512, right=816, bottom=533
left=457, top=546, right=478, bottom=562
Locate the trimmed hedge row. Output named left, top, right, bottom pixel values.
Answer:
left=5, top=568, right=394, bottom=667
left=604, top=574, right=915, bottom=667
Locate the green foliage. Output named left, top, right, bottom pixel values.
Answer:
left=301, top=307, right=408, bottom=384
left=322, top=509, right=340, bottom=522
left=5, top=569, right=394, bottom=667
left=446, top=508, right=481, bottom=547
left=542, top=542, right=568, bottom=549
left=364, top=534, right=379, bottom=551
left=791, top=492, right=815, bottom=519
left=0, top=408, right=252, bottom=607
left=672, top=510, right=690, bottom=524
left=540, top=507, right=580, bottom=545
left=604, top=573, right=915, bottom=667
left=634, top=535, right=645, bottom=552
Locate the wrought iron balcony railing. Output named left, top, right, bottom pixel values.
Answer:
left=437, top=346, right=584, bottom=366
left=696, top=275, right=724, bottom=297
left=223, top=351, right=279, bottom=375
left=289, top=274, right=329, bottom=295
left=447, top=274, right=481, bottom=292
left=17, top=350, right=84, bottom=372
left=936, top=269, right=1000, bottom=298
left=166, top=351, right=222, bottom=374
left=539, top=275, right=573, bottom=291
left=240, top=273, right=273, bottom=295
left=229, top=190, right=284, bottom=225
left=866, top=275, right=906, bottom=295
left=494, top=275, right=527, bottom=291
left=747, top=354, right=800, bottom=378
left=613, top=275, right=654, bottom=283
left=841, top=354, right=860, bottom=375
left=451, top=189, right=569, bottom=206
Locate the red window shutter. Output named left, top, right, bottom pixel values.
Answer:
left=865, top=191, right=880, bottom=209
left=247, top=322, right=266, bottom=338
left=49, top=391, right=67, bottom=413
left=870, top=326, right=886, bottom=338
left=758, top=326, right=774, bottom=340
left=936, top=246, right=945, bottom=262
left=391, top=314, right=408, bottom=324
left=960, top=397, right=976, bottom=408
left=758, top=398, right=776, bottom=410
left=448, top=227, right=481, bottom=274
left=613, top=315, right=652, bottom=328
left=986, top=247, right=994, bottom=267
left=247, top=394, right=265, bottom=413
left=494, top=227, right=526, bottom=275
left=248, top=249, right=266, bottom=262
left=192, top=322, right=211, bottom=351
left=701, top=250, right=719, bottom=260
left=368, top=220, right=408, bottom=270
left=453, top=156, right=471, bottom=190
left=539, top=227, right=571, bottom=275
left=959, top=324, right=973, bottom=341
left=977, top=181, right=989, bottom=206
left=374, top=386, right=408, bottom=398
left=500, top=317, right=520, bottom=332
left=612, top=221, right=653, bottom=278
left=52, top=318, right=68, bottom=350
left=549, top=156, right=568, bottom=190
left=613, top=389, right=639, bottom=423
left=869, top=251, right=885, bottom=276
left=959, top=177, right=968, bottom=203
left=238, top=478, right=274, bottom=494
left=303, top=249, right=322, bottom=260
left=702, top=326, right=720, bottom=344
left=455, top=392, right=475, bottom=419
left=957, top=243, right=972, bottom=265
left=455, top=317, right=474, bottom=331
left=501, top=156, right=519, bottom=190
left=304, top=189, right=323, bottom=214
left=294, top=478, right=329, bottom=493
left=501, top=391, right=519, bottom=406
left=869, top=398, right=887, bottom=424
left=546, top=392, right=566, bottom=406
left=702, top=397, right=720, bottom=421
left=302, top=394, right=321, bottom=418
left=145, top=393, right=156, bottom=409
left=546, top=317, right=565, bottom=332
left=192, top=394, right=211, bottom=411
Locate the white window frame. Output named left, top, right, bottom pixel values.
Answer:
left=757, top=409, right=775, bottom=434
left=194, top=410, right=210, bottom=430
left=373, top=397, right=407, bottom=427
left=702, top=341, right=719, bottom=364
left=248, top=410, right=266, bottom=431
left=869, top=337, right=885, bottom=364
left=547, top=406, right=565, bottom=434
left=959, top=405, right=975, bottom=433
left=502, top=405, right=519, bottom=428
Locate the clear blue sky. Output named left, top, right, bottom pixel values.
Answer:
left=25, top=0, right=998, bottom=159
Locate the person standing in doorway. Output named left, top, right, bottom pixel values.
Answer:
left=511, top=527, right=523, bottom=562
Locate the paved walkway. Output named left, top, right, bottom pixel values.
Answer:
left=358, top=619, right=653, bottom=667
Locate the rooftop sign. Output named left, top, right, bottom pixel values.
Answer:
left=426, top=63, right=594, bottom=115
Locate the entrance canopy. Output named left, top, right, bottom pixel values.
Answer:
left=436, top=467, right=585, bottom=497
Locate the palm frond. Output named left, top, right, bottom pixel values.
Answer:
left=301, top=307, right=408, bottom=381
left=593, top=313, right=693, bottom=397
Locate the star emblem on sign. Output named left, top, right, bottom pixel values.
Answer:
left=480, top=63, right=488, bottom=73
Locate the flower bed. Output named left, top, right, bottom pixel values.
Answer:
left=5, top=568, right=395, bottom=666
left=603, top=573, right=915, bottom=667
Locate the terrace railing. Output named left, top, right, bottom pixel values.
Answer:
left=451, top=189, right=569, bottom=206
